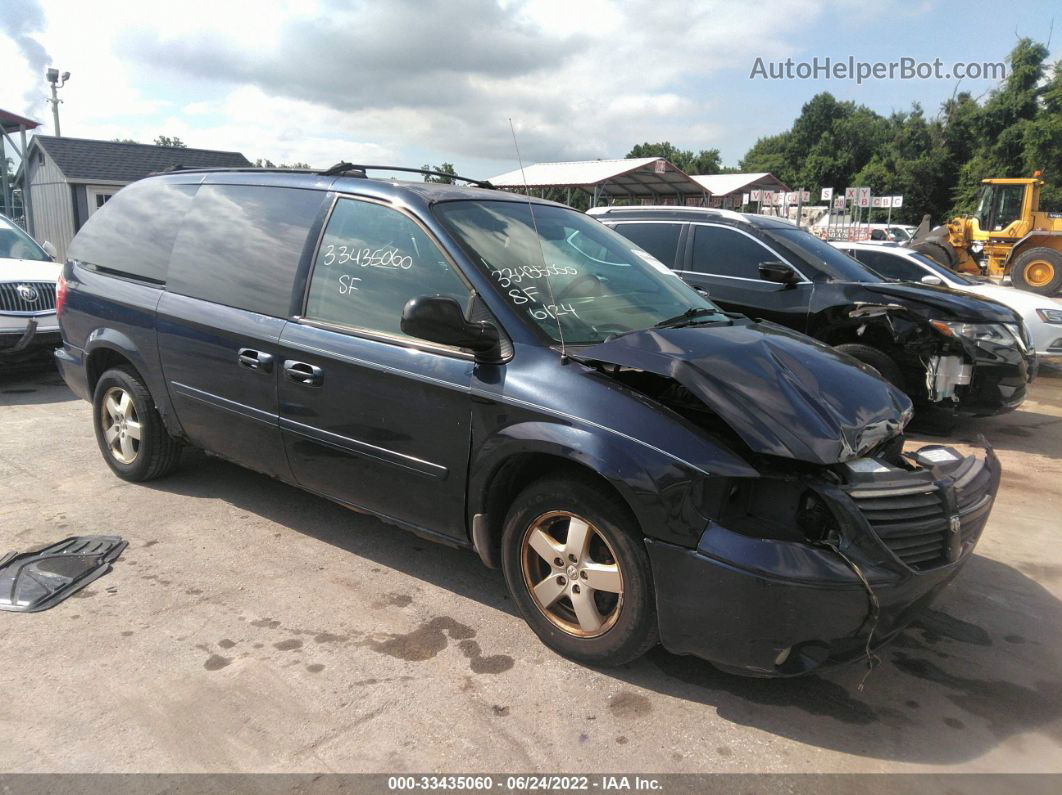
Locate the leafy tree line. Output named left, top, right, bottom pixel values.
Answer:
left=629, top=39, right=1062, bottom=223
left=112, top=135, right=188, bottom=147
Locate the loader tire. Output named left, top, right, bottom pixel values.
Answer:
left=1011, top=247, right=1062, bottom=296
left=911, top=240, right=955, bottom=268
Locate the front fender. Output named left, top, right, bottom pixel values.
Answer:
left=469, top=419, right=725, bottom=549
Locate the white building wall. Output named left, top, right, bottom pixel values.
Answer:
left=26, top=148, right=76, bottom=261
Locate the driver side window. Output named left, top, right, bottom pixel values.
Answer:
left=304, top=198, right=470, bottom=340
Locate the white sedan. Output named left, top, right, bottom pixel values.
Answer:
left=833, top=241, right=1062, bottom=358
left=1, top=215, right=61, bottom=364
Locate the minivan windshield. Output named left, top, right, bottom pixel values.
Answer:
left=0, top=217, right=50, bottom=262
left=762, top=227, right=879, bottom=283
left=434, top=201, right=728, bottom=344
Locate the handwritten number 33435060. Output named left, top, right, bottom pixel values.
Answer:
left=323, top=244, right=413, bottom=270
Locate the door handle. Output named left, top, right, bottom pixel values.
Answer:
left=283, top=360, right=323, bottom=386
left=237, top=348, right=274, bottom=373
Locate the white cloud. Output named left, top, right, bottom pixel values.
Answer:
left=1, top=0, right=841, bottom=170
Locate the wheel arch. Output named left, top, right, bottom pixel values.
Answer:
left=1006, top=233, right=1062, bottom=268
left=84, top=330, right=183, bottom=437
left=468, top=422, right=703, bottom=568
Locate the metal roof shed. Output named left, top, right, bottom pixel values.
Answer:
left=18, top=136, right=251, bottom=261
left=488, top=158, right=710, bottom=206
left=689, top=173, right=790, bottom=207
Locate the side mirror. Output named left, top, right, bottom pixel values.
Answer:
left=401, top=295, right=500, bottom=354
left=920, top=275, right=943, bottom=286
left=42, top=241, right=57, bottom=260
left=694, top=286, right=710, bottom=297
left=758, top=261, right=799, bottom=287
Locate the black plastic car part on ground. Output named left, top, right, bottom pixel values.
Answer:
left=594, top=206, right=1034, bottom=416
left=0, top=536, right=127, bottom=612
left=52, top=170, right=1001, bottom=674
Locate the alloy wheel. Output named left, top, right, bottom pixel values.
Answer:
left=100, top=386, right=141, bottom=465
left=519, top=511, right=623, bottom=638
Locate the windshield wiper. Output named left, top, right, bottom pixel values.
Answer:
left=651, top=307, right=720, bottom=330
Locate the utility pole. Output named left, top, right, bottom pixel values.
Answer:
left=45, top=68, right=71, bottom=137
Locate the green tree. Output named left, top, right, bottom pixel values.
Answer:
left=625, top=142, right=722, bottom=174
left=111, top=138, right=140, bottom=144
left=739, top=132, right=792, bottom=180
left=733, top=38, right=1062, bottom=223
left=952, top=38, right=1050, bottom=210
left=253, top=158, right=311, bottom=168
left=1021, top=59, right=1062, bottom=210
left=153, top=136, right=187, bottom=148
left=422, top=162, right=457, bottom=183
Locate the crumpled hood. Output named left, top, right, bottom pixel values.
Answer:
left=860, top=282, right=1019, bottom=323
left=576, top=320, right=912, bottom=466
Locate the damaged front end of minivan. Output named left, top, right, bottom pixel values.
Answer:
left=574, top=320, right=1000, bottom=677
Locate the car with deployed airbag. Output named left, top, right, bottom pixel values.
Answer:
left=55, top=167, right=1000, bottom=676
left=594, top=206, right=1035, bottom=416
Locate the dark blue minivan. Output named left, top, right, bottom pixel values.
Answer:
left=55, top=167, right=1000, bottom=676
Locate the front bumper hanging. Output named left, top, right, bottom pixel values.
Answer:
left=647, top=443, right=1000, bottom=676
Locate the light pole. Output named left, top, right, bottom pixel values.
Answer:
left=45, top=68, right=71, bottom=137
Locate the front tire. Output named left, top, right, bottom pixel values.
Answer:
left=92, top=366, right=181, bottom=482
left=1011, top=247, right=1062, bottom=296
left=834, top=343, right=905, bottom=390
left=500, top=474, right=658, bottom=666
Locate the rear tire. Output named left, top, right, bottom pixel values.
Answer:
left=92, top=366, right=182, bottom=482
left=500, top=474, right=658, bottom=666
left=1011, top=247, right=1062, bottom=296
left=834, top=343, right=905, bottom=390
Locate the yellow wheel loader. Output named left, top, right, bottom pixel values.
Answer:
left=910, top=175, right=1062, bottom=295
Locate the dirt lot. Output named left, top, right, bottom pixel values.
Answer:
left=1, top=361, right=1060, bottom=774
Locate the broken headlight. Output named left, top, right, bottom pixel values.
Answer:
left=930, top=320, right=1025, bottom=351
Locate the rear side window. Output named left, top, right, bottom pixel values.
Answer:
left=67, top=180, right=197, bottom=283
left=611, top=223, right=682, bottom=267
left=304, top=197, right=470, bottom=341
left=167, top=185, right=325, bottom=317
left=691, top=225, right=773, bottom=279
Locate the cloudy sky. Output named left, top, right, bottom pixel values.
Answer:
left=2, top=0, right=1058, bottom=179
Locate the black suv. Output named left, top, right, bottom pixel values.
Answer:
left=55, top=167, right=999, bottom=676
left=593, top=206, right=1034, bottom=416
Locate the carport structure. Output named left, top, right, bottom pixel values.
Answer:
left=0, top=108, right=42, bottom=234
left=488, top=158, right=710, bottom=206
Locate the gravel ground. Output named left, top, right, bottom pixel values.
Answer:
left=0, top=361, right=1059, bottom=774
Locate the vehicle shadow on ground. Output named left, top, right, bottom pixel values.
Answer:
left=606, top=549, right=1062, bottom=764
left=148, top=453, right=1062, bottom=766
left=0, top=360, right=75, bottom=406
left=147, top=452, right=521, bottom=619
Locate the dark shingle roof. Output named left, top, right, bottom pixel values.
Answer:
left=33, top=136, right=251, bottom=182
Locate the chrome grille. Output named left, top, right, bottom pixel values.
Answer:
left=0, top=281, right=57, bottom=314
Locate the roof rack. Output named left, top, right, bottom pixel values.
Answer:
left=319, top=162, right=493, bottom=188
